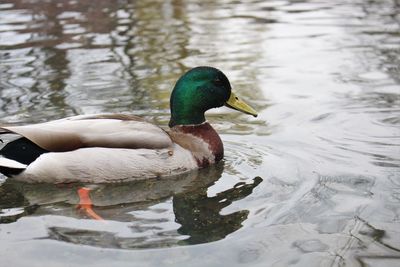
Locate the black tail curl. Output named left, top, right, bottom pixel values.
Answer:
left=0, top=133, right=48, bottom=177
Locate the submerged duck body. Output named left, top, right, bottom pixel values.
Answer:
left=0, top=67, right=257, bottom=183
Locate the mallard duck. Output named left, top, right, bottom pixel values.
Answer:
left=0, top=66, right=257, bottom=183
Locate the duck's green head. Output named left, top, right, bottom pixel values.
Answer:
left=169, top=66, right=257, bottom=127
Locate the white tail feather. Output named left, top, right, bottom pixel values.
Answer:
left=0, top=157, right=27, bottom=169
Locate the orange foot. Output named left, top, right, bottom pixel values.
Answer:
left=76, top=187, right=104, bottom=221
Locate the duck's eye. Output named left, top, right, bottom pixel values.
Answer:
left=213, top=78, right=223, bottom=86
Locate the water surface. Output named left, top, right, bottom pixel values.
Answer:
left=0, top=0, right=399, bottom=266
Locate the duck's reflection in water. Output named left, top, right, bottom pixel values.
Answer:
left=174, top=175, right=262, bottom=245
left=0, top=163, right=262, bottom=247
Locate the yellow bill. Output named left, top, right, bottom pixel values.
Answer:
left=225, top=92, right=258, bottom=117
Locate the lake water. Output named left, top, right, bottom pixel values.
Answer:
left=0, top=0, right=399, bottom=266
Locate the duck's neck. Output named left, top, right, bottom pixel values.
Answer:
left=171, top=122, right=224, bottom=167
left=169, top=110, right=205, bottom=128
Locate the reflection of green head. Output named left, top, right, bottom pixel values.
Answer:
left=169, top=67, right=232, bottom=127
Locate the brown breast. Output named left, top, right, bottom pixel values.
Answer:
left=168, top=123, right=224, bottom=167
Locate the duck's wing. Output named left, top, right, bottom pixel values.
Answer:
left=0, top=114, right=172, bottom=152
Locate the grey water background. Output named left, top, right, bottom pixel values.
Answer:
left=0, top=0, right=399, bottom=266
